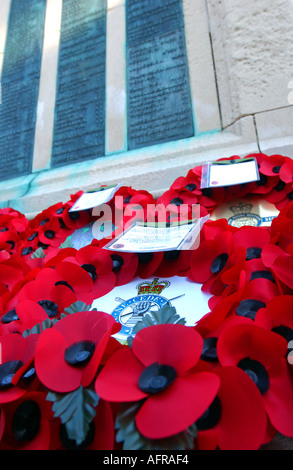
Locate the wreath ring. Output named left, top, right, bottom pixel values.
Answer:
left=1, top=153, right=293, bottom=450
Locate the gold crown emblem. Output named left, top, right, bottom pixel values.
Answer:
left=230, top=202, right=252, bottom=216
left=137, top=278, right=170, bottom=295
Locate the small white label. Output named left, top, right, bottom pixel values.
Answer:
left=205, top=158, right=260, bottom=188
left=69, top=183, right=122, bottom=212
left=103, top=219, right=207, bottom=253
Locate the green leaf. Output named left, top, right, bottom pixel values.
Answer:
left=59, top=236, right=74, bottom=249
left=115, top=402, right=197, bottom=451
left=47, top=386, right=100, bottom=446
left=127, top=304, right=186, bottom=345
left=30, top=247, right=46, bottom=259
left=63, top=301, right=94, bottom=315
left=22, top=317, right=53, bottom=337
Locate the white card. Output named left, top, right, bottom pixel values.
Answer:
left=103, top=219, right=205, bottom=253
left=203, top=158, right=260, bottom=188
left=69, top=183, right=122, bottom=212
left=91, top=276, right=212, bottom=341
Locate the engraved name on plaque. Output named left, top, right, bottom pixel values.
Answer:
left=126, top=0, right=194, bottom=150
left=51, top=0, right=107, bottom=168
left=0, top=0, right=46, bottom=181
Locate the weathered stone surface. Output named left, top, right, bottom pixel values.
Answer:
left=126, top=0, right=194, bottom=150
left=51, top=0, right=107, bottom=168
left=0, top=0, right=46, bottom=181
left=207, top=0, right=293, bottom=127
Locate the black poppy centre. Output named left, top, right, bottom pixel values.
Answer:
left=170, top=198, right=184, bottom=207
left=55, top=280, right=74, bottom=292
left=64, top=340, right=96, bottom=366
left=12, top=400, right=41, bottom=442
left=236, top=299, right=266, bottom=321
left=210, top=253, right=229, bottom=274
left=246, top=247, right=262, bottom=261
left=111, top=255, right=124, bottom=272
left=238, top=358, right=269, bottom=395
left=0, top=360, right=24, bottom=389
left=38, top=300, right=59, bottom=318
left=138, top=362, right=176, bottom=394
left=44, top=230, right=55, bottom=240
left=137, top=252, right=153, bottom=264
left=201, top=337, right=218, bottom=362
left=81, top=264, right=97, bottom=281
left=1, top=308, right=19, bottom=324
left=185, top=183, right=197, bottom=192
left=196, top=396, right=222, bottom=431
left=272, top=325, right=293, bottom=359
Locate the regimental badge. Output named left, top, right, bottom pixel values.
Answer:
left=210, top=198, right=279, bottom=228
left=228, top=202, right=262, bottom=227
left=111, top=278, right=184, bottom=339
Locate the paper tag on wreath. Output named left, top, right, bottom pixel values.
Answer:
left=201, top=157, right=260, bottom=189
left=91, top=276, right=212, bottom=342
left=103, top=217, right=209, bottom=253
left=69, top=183, right=122, bottom=212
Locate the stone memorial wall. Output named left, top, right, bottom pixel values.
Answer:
left=126, top=0, right=194, bottom=149
left=52, top=0, right=107, bottom=168
left=0, top=0, right=46, bottom=180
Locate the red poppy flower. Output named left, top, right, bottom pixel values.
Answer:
left=197, top=314, right=252, bottom=369
left=258, top=154, right=287, bottom=177
left=60, top=243, right=136, bottom=288
left=221, top=257, right=277, bottom=290
left=34, top=310, right=120, bottom=393
left=62, top=207, right=92, bottom=231
left=0, top=333, right=39, bottom=404
left=231, top=225, right=271, bottom=255
left=196, top=276, right=279, bottom=342
left=51, top=191, right=92, bottom=231
left=17, top=274, right=77, bottom=319
left=170, top=173, right=202, bottom=196
left=42, top=246, right=78, bottom=269
left=196, top=365, right=267, bottom=450
left=0, top=208, right=29, bottom=234
left=270, top=207, right=293, bottom=251
left=0, top=299, right=52, bottom=336
left=275, top=189, right=293, bottom=210
left=29, top=202, right=63, bottom=230
left=261, top=247, right=293, bottom=292
left=157, top=188, right=198, bottom=211
left=19, top=254, right=116, bottom=306
left=201, top=218, right=238, bottom=241
left=187, top=230, right=234, bottom=285
left=279, top=157, right=293, bottom=184
left=249, top=171, right=279, bottom=196
left=254, top=295, right=293, bottom=355
left=228, top=277, right=280, bottom=321
left=37, top=217, right=71, bottom=249
left=113, top=187, right=156, bottom=211
left=0, top=230, right=20, bottom=255
left=217, top=323, right=293, bottom=437
left=95, top=324, right=220, bottom=440
left=0, top=391, right=52, bottom=450
left=0, top=255, right=30, bottom=293
left=202, top=245, right=247, bottom=297
left=197, top=187, right=227, bottom=212
left=110, top=187, right=156, bottom=232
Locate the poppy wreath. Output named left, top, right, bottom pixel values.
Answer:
left=1, top=152, right=293, bottom=450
